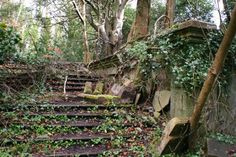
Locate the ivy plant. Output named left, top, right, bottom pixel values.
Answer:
left=126, top=41, right=160, bottom=87
left=0, top=23, right=21, bottom=63
left=155, top=31, right=236, bottom=92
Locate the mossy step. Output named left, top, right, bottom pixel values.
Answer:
left=77, top=93, right=120, bottom=101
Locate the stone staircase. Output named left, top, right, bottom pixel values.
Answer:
left=0, top=73, right=156, bottom=156
left=47, top=73, right=100, bottom=93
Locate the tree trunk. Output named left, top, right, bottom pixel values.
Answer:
left=110, top=0, right=128, bottom=53
left=164, top=0, right=175, bottom=28
left=189, top=5, right=236, bottom=147
left=80, top=0, right=91, bottom=63
left=97, top=21, right=110, bottom=57
left=72, top=0, right=91, bottom=63
left=127, top=0, right=151, bottom=42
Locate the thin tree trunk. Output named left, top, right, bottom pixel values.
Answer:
left=164, top=0, right=175, bottom=28
left=80, top=0, right=91, bottom=63
left=189, top=5, right=236, bottom=147
left=127, top=0, right=151, bottom=42
left=72, top=0, right=91, bottom=63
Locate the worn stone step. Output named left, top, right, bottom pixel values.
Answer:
left=67, top=77, right=98, bottom=82
left=67, top=74, right=100, bottom=79
left=0, top=120, right=100, bottom=128
left=22, top=120, right=103, bottom=127
left=51, top=102, right=132, bottom=108
left=206, top=138, right=236, bottom=157
left=48, top=78, right=98, bottom=84
left=34, top=147, right=133, bottom=157
left=51, top=86, right=84, bottom=90
left=48, top=82, right=85, bottom=86
left=24, top=111, right=112, bottom=117
left=13, top=103, right=132, bottom=109
left=13, top=121, right=133, bottom=129
left=10, top=132, right=130, bottom=142
left=33, top=145, right=107, bottom=157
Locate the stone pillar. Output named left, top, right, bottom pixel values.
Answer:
left=170, top=86, right=194, bottom=118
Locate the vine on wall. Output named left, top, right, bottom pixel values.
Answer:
left=155, top=31, right=236, bottom=92
left=126, top=31, right=236, bottom=94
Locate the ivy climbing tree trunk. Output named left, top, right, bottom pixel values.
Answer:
left=127, top=0, right=151, bottom=42
left=189, top=5, right=236, bottom=147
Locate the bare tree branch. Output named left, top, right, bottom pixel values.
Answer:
left=84, top=0, right=99, bottom=16
left=71, top=0, right=84, bottom=24
left=86, top=9, right=98, bottom=31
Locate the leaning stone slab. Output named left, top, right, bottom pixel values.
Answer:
left=93, top=82, right=104, bottom=95
left=83, top=82, right=93, bottom=94
left=157, top=117, right=190, bottom=155
left=110, top=84, right=124, bottom=96
left=152, top=90, right=171, bottom=112
left=163, top=117, right=190, bottom=136
left=206, top=138, right=236, bottom=157
left=157, top=134, right=188, bottom=155
left=110, top=84, right=136, bottom=104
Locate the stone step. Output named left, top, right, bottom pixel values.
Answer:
left=22, top=111, right=113, bottom=117
left=33, top=147, right=133, bottom=157
left=67, top=77, right=99, bottom=82
left=48, top=82, right=85, bottom=86
left=12, top=103, right=132, bottom=109
left=51, top=86, right=84, bottom=91
left=67, top=74, right=100, bottom=79
left=21, top=119, right=103, bottom=127
left=206, top=138, right=236, bottom=157
left=33, top=145, right=107, bottom=157
left=48, top=78, right=98, bottom=83
left=0, top=111, right=113, bottom=119
left=10, top=132, right=130, bottom=142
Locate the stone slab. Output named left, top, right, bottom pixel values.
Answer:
left=157, top=134, right=188, bottom=155
left=152, top=90, right=171, bottom=112
left=93, top=82, right=104, bottom=95
left=206, top=138, right=236, bottom=157
left=157, top=117, right=190, bottom=155
left=110, top=84, right=124, bottom=96
left=163, top=117, right=190, bottom=137
left=83, top=82, right=93, bottom=94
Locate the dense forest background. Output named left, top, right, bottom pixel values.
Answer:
left=0, top=0, right=234, bottom=64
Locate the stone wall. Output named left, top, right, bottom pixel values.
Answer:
left=205, top=73, right=236, bottom=136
